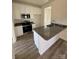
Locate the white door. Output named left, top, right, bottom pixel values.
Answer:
left=44, top=6, right=51, bottom=28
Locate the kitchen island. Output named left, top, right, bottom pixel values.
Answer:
left=33, top=24, right=66, bottom=55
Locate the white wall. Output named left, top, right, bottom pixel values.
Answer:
left=51, top=0, right=67, bottom=25
left=51, top=19, right=67, bottom=25
left=12, top=2, right=43, bottom=27
left=12, top=22, right=16, bottom=44
left=51, top=0, right=67, bottom=20
left=41, top=0, right=67, bottom=25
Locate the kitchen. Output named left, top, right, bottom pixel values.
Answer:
left=13, top=2, right=42, bottom=37
left=12, top=0, right=67, bottom=59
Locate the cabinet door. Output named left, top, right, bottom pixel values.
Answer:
left=15, top=26, right=23, bottom=37
left=59, top=29, right=67, bottom=41
left=32, top=24, right=36, bottom=29
left=33, top=31, right=39, bottom=49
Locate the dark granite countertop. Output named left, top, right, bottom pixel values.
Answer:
left=34, top=24, right=67, bottom=40
left=14, top=21, right=35, bottom=27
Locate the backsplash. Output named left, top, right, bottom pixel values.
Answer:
left=51, top=19, right=67, bottom=25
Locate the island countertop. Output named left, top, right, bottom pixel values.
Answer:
left=34, top=24, right=67, bottom=40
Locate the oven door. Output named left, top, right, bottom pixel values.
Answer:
left=23, top=25, right=32, bottom=33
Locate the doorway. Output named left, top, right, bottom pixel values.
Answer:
left=44, top=6, right=52, bottom=27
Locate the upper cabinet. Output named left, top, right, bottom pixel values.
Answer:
left=12, top=2, right=42, bottom=19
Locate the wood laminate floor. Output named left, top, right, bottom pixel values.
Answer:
left=13, top=32, right=67, bottom=59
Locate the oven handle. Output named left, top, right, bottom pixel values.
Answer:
left=22, top=25, right=31, bottom=27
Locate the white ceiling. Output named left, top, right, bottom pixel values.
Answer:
left=13, top=0, right=50, bottom=7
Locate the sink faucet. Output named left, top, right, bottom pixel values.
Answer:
left=51, top=20, right=55, bottom=24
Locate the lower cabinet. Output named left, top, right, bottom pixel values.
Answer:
left=59, top=29, right=67, bottom=41
left=32, top=24, right=36, bottom=29
left=15, top=26, right=23, bottom=37
left=33, top=30, right=59, bottom=55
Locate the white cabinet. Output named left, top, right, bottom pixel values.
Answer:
left=15, top=26, right=23, bottom=37
left=32, top=24, right=36, bottom=29
left=33, top=30, right=59, bottom=55
left=59, top=29, right=67, bottom=41
left=33, top=31, right=39, bottom=49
